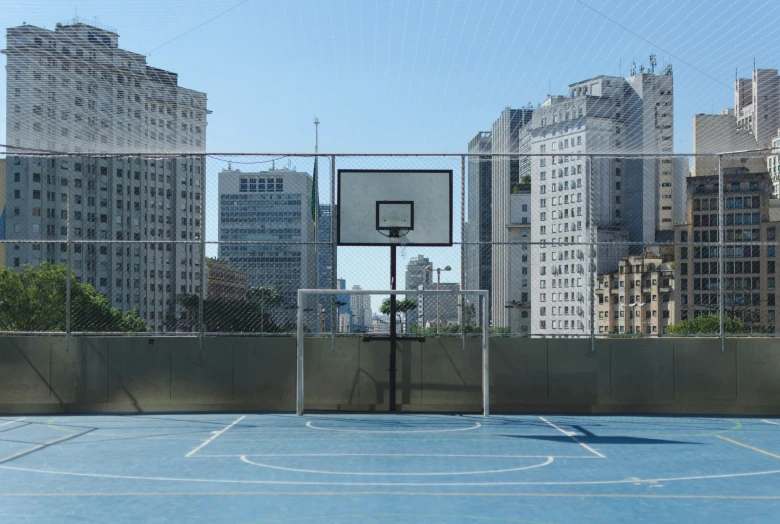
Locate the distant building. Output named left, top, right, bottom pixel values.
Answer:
left=465, top=131, right=493, bottom=317
left=674, top=171, right=780, bottom=332
left=205, top=258, right=246, bottom=302
left=0, top=158, right=5, bottom=268
left=491, top=107, right=533, bottom=329
left=419, top=282, right=460, bottom=329
left=218, top=168, right=315, bottom=326
left=335, top=278, right=352, bottom=332
left=768, top=129, right=780, bottom=196
left=692, top=68, right=780, bottom=177
left=349, top=285, right=372, bottom=331
left=404, top=254, right=431, bottom=330
left=316, top=204, right=335, bottom=332
left=595, top=252, right=675, bottom=335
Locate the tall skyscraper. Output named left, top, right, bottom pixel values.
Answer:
left=529, top=65, right=685, bottom=336
left=315, top=204, right=335, bottom=332
left=4, top=21, right=209, bottom=331
left=218, top=168, right=315, bottom=327
left=349, top=285, right=372, bottom=331
left=465, top=131, right=492, bottom=300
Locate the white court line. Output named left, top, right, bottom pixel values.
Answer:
left=3, top=462, right=780, bottom=487
left=240, top=455, right=554, bottom=476
left=185, top=415, right=245, bottom=458
left=305, top=421, right=481, bottom=433
left=195, top=453, right=596, bottom=459
left=0, top=418, right=25, bottom=428
left=762, top=420, right=780, bottom=426
left=539, top=416, right=606, bottom=459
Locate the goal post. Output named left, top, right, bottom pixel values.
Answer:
left=296, top=288, right=490, bottom=416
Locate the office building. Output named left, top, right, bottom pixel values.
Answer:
left=4, top=20, right=209, bottom=331
left=218, top=168, right=315, bottom=326
left=529, top=63, right=686, bottom=336
left=465, top=131, right=492, bottom=310
left=315, top=204, right=335, bottom=332
left=674, top=171, right=779, bottom=332
left=335, top=278, right=352, bottom=332
left=595, top=252, right=675, bottom=335
left=491, top=107, right=533, bottom=329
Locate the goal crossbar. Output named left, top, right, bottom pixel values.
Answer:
left=296, top=288, right=490, bottom=416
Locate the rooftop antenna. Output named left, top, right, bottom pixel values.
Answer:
left=631, top=60, right=637, bottom=76
left=649, top=54, right=657, bottom=74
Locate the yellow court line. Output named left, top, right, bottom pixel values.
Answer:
left=0, top=491, right=780, bottom=499
left=0, top=433, right=79, bottom=464
left=717, top=435, right=780, bottom=460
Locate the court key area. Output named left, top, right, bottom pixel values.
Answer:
left=1, top=414, right=780, bottom=522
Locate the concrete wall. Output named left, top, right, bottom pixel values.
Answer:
left=1, top=336, right=780, bottom=415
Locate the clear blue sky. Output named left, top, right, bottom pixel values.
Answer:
left=2, top=0, right=780, bottom=302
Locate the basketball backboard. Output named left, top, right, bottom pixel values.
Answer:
left=337, top=170, right=453, bottom=246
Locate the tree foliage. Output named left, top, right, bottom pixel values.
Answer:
left=378, top=298, right=417, bottom=315
left=0, top=263, right=148, bottom=332
left=665, top=314, right=745, bottom=335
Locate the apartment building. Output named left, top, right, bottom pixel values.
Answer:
left=349, top=285, right=372, bottom=331
left=529, top=65, right=685, bottom=336
left=595, top=252, right=675, bottom=335
left=3, top=21, right=209, bottom=331
left=674, top=171, right=780, bottom=332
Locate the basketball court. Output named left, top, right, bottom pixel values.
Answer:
left=1, top=413, right=780, bottom=522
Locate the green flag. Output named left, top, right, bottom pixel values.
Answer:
left=311, top=156, right=319, bottom=227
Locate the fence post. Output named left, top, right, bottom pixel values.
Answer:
left=331, top=154, right=337, bottom=349
left=588, top=155, right=596, bottom=352
left=718, top=154, right=724, bottom=351
left=461, top=154, right=466, bottom=351
left=65, top=155, right=72, bottom=350
left=199, top=154, right=206, bottom=345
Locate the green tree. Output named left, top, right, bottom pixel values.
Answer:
left=0, top=263, right=148, bottom=332
left=169, top=292, right=283, bottom=333
left=665, top=313, right=745, bottom=335
left=247, top=286, right=283, bottom=333
left=379, top=297, right=417, bottom=333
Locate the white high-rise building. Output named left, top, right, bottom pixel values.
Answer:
left=349, top=285, right=372, bottom=330
left=3, top=20, right=209, bottom=331
left=529, top=66, right=686, bottom=337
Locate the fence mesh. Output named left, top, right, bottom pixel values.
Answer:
left=0, top=152, right=776, bottom=339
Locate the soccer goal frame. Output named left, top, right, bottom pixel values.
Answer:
left=296, top=288, right=490, bottom=416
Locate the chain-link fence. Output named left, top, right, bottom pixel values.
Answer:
left=0, top=152, right=776, bottom=341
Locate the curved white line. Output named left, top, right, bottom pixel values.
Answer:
left=305, top=421, right=482, bottom=433
left=2, top=464, right=780, bottom=487
left=238, top=455, right=553, bottom=476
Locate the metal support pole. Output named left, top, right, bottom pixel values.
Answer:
left=330, top=154, right=337, bottom=349
left=588, top=155, right=596, bottom=351
left=389, top=246, right=398, bottom=411
left=482, top=293, right=489, bottom=416
left=296, top=289, right=304, bottom=416
left=65, top=154, right=72, bottom=351
left=199, top=155, right=206, bottom=348
left=461, top=154, right=466, bottom=352
left=718, top=155, right=725, bottom=352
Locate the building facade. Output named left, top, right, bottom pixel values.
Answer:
left=529, top=66, right=684, bottom=336
left=404, top=254, right=431, bottom=330
left=3, top=21, right=209, bottom=331
left=465, top=131, right=492, bottom=310
left=595, top=252, right=675, bottom=335
left=674, top=171, right=779, bottom=332
left=217, top=168, right=315, bottom=327
left=768, top=129, right=780, bottom=196
left=349, top=285, right=372, bottom=331
left=506, top=190, right=531, bottom=333
left=490, top=108, right=534, bottom=329
left=205, top=257, right=247, bottom=302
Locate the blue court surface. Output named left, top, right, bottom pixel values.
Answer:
left=2, top=414, right=780, bottom=523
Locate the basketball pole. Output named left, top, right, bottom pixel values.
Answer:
left=389, top=245, right=398, bottom=412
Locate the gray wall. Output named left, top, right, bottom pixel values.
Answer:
left=2, top=336, right=780, bottom=415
